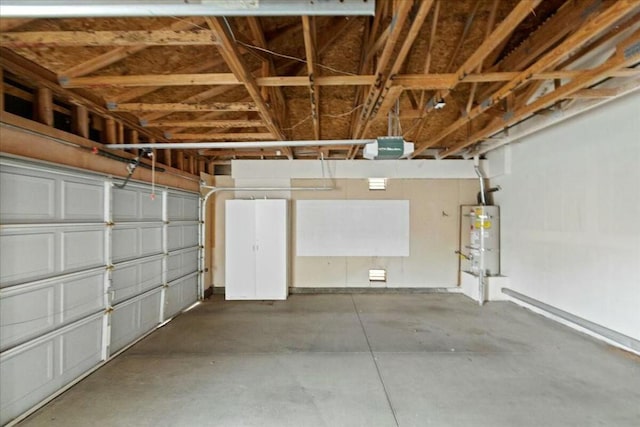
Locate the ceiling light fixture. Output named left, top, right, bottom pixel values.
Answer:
left=434, top=98, right=447, bottom=110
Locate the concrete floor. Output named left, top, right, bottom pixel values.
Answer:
left=21, top=294, right=640, bottom=427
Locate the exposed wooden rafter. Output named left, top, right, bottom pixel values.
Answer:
left=411, top=0, right=640, bottom=157
left=0, top=30, right=219, bottom=47
left=302, top=15, right=321, bottom=140
left=204, top=17, right=291, bottom=157
left=440, top=27, right=640, bottom=158
left=408, top=0, right=543, bottom=143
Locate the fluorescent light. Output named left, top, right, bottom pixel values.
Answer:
left=434, top=98, right=447, bottom=110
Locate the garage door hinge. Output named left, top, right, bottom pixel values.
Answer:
left=106, top=265, right=115, bottom=271
left=105, top=307, right=114, bottom=314
left=105, top=221, right=115, bottom=227
left=164, top=221, right=170, bottom=225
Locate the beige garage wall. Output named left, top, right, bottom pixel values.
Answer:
left=213, top=177, right=478, bottom=289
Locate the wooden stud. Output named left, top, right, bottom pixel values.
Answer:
left=205, top=17, right=291, bottom=158
left=72, top=105, right=89, bottom=138
left=176, top=151, right=185, bottom=171
left=103, top=118, right=117, bottom=144
left=302, top=15, right=321, bottom=140
left=35, top=87, right=54, bottom=126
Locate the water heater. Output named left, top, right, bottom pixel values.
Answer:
left=467, top=205, right=500, bottom=276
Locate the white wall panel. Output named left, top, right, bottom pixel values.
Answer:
left=0, top=315, right=103, bottom=426
left=488, top=91, right=640, bottom=342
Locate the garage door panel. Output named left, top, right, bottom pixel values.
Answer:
left=0, top=231, right=55, bottom=286
left=110, top=289, right=161, bottom=354
left=61, top=180, right=104, bottom=221
left=0, top=170, right=55, bottom=223
left=167, top=223, right=199, bottom=251
left=112, top=225, right=163, bottom=263
left=61, top=228, right=105, bottom=271
left=0, top=270, right=105, bottom=352
left=113, top=186, right=162, bottom=222
left=167, top=247, right=199, bottom=282
left=0, top=315, right=103, bottom=426
left=167, top=193, right=199, bottom=221
left=165, top=274, right=198, bottom=319
left=111, top=257, right=163, bottom=304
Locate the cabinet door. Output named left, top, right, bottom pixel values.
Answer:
left=255, top=200, right=288, bottom=299
left=225, top=200, right=256, bottom=299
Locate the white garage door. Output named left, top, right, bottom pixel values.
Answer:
left=0, top=157, right=200, bottom=425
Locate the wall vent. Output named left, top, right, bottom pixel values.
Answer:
left=368, top=178, right=387, bottom=190
left=369, top=269, right=387, bottom=282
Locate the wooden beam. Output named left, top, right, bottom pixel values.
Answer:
left=57, top=69, right=638, bottom=93
left=60, top=19, right=206, bottom=78
left=445, top=0, right=482, bottom=73
left=103, top=118, right=117, bottom=144
left=0, top=19, right=34, bottom=33
left=35, top=87, right=53, bottom=126
left=205, top=17, right=289, bottom=157
left=350, top=0, right=414, bottom=141
left=408, top=0, right=543, bottom=142
left=569, top=87, right=621, bottom=98
left=478, top=0, right=618, bottom=100
left=138, top=86, right=242, bottom=123
left=466, top=0, right=500, bottom=114
left=0, top=30, right=219, bottom=47
left=246, top=17, right=287, bottom=126
left=72, top=105, right=89, bottom=138
left=302, top=15, right=321, bottom=139
left=0, top=47, right=167, bottom=142
left=0, top=114, right=198, bottom=191
left=419, top=0, right=441, bottom=107
left=440, top=28, right=640, bottom=158
left=108, top=102, right=258, bottom=113
left=167, top=132, right=275, bottom=141
left=108, top=58, right=225, bottom=104
left=412, top=0, right=640, bottom=157
left=143, top=120, right=266, bottom=128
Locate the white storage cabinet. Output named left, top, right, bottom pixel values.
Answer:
left=225, top=199, right=288, bottom=300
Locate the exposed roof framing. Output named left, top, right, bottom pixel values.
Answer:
left=0, top=0, right=638, bottom=167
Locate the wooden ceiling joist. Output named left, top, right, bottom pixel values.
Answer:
left=60, top=18, right=206, bottom=79
left=440, top=27, right=640, bottom=158
left=0, top=47, right=166, bottom=142
left=166, top=132, right=275, bottom=141
left=108, top=102, right=258, bottom=112
left=59, top=70, right=639, bottom=90
left=0, top=30, right=219, bottom=47
left=411, top=0, right=640, bottom=157
left=302, top=15, right=321, bottom=140
left=349, top=0, right=415, bottom=142
left=408, top=0, right=544, bottom=143
left=143, top=120, right=265, bottom=129
left=205, top=17, right=290, bottom=157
